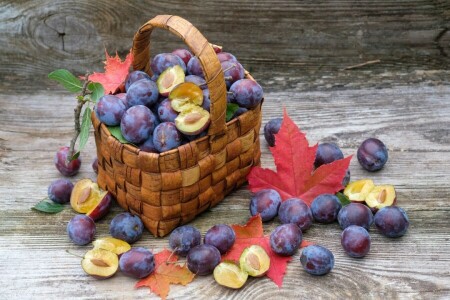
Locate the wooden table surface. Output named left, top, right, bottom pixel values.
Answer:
left=1, top=1, right=449, bottom=299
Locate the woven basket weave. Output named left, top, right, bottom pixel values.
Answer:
left=92, top=15, right=262, bottom=237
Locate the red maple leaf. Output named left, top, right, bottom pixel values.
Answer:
left=222, top=215, right=312, bottom=287
left=135, top=249, right=195, bottom=300
left=89, top=49, right=133, bottom=94
left=248, top=110, right=352, bottom=205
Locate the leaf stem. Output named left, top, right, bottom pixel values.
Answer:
left=68, top=72, right=91, bottom=159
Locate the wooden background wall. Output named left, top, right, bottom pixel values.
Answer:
left=0, top=0, right=448, bottom=92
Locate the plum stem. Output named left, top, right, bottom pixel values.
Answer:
left=67, top=72, right=91, bottom=161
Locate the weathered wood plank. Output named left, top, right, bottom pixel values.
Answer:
left=1, top=85, right=449, bottom=299
left=0, top=0, right=449, bottom=92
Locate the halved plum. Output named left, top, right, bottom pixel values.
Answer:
left=156, top=65, right=185, bottom=96
left=365, top=185, right=396, bottom=212
left=169, top=82, right=203, bottom=112
left=81, top=248, right=119, bottom=279
left=343, top=179, right=375, bottom=202
left=175, top=104, right=210, bottom=135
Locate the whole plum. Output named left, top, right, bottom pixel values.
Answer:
left=338, top=203, right=373, bottom=230
left=341, top=225, right=371, bottom=258
left=120, top=105, right=158, bottom=144
left=169, top=225, right=201, bottom=257
left=270, top=223, right=303, bottom=256
left=187, top=56, right=203, bottom=77
left=48, top=179, right=74, bottom=204
left=300, top=245, right=334, bottom=275
left=263, top=118, right=282, bottom=147
left=314, top=142, right=344, bottom=169
left=54, top=146, right=81, bottom=177
left=187, top=244, right=221, bottom=275
left=152, top=122, right=182, bottom=152
left=126, top=79, right=159, bottom=107
left=311, top=194, right=342, bottom=223
left=95, top=95, right=127, bottom=126
left=125, top=71, right=151, bottom=91
left=172, top=48, right=193, bottom=65
left=230, top=79, right=263, bottom=109
left=204, top=224, right=236, bottom=254
left=109, top=212, right=144, bottom=244
left=151, top=53, right=186, bottom=75
left=278, top=198, right=313, bottom=231
left=374, top=206, right=409, bottom=238
left=157, top=99, right=178, bottom=123
left=249, top=189, right=281, bottom=222
left=221, top=61, right=244, bottom=88
left=357, top=138, right=388, bottom=171
left=67, top=215, right=96, bottom=245
left=119, top=247, right=155, bottom=278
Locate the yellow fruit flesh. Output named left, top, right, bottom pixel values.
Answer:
left=169, top=82, right=203, bottom=112
left=344, top=179, right=375, bottom=201
left=92, top=237, right=131, bottom=256
left=81, top=249, right=118, bottom=279
left=239, top=245, right=270, bottom=277
left=365, top=185, right=396, bottom=209
left=214, top=262, right=248, bottom=289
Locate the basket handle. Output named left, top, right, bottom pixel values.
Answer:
left=132, top=15, right=227, bottom=136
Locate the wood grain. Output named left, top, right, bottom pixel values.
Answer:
left=0, top=0, right=449, bottom=92
left=1, top=85, right=449, bottom=299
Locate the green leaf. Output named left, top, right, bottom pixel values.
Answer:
left=70, top=151, right=80, bottom=161
left=108, top=126, right=131, bottom=144
left=336, top=192, right=351, bottom=206
left=226, top=103, right=240, bottom=122
left=32, top=199, right=65, bottom=214
left=48, top=69, right=83, bottom=93
left=88, top=82, right=104, bottom=103
left=78, top=106, right=92, bottom=152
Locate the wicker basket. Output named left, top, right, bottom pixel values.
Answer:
left=92, top=15, right=262, bottom=237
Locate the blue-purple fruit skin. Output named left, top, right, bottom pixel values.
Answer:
left=221, top=61, right=245, bottom=88
left=278, top=198, right=313, bottom=231
left=120, top=105, right=158, bottom=144
left=157, top=99, right=178, bottom=123
left=314, top=142, right=344, bottom=169
left=126, top=79, right=159, bottom=107
left=341, top=225, right=371, bottom=258
left=95, top=95, right=127, bottom=126
left=249, top=189, right=282, bottom=222
left=338, top=203, right=374, bottom=231
left=48, top=179, right=73, bottom=204
left=230, top=79, right=263, bottom=109
left=342, top=169, right=351, bottom=187
left=264, top=118, right=282, bottom=147
left=270, top=223, right=303, bottom=256
left=119, top=247, right=155, bottom=278
left=202, top=89, right=210, bottom=111
left=204, top=224, right=236, bottom=254
left=187, top=244, right=221, bottom=275
left=169, top=225, right=202, bottom=257
left=300, top=245, right=334, bottom=275
left=67, top=215, right=95, bottom=246
left=187, top=56, right=203, bottom=77
left=109, top=212, right=144, bottom=244
left=54, top=146, right=81, bottom=177
left=151, top=53, right=186, bottom=75
left=138, top=136, right=158, bottom=153
left=125, top=71, right=151, bottom=91
left=115, top=93, right=128, bottom=108
left=92, top=157, right=99, bottom=174
left=357, top=138, right=388, bottom=172
left=172, top=48, right=193, bottom=65
left=152, top=122, right=182, bottom=152
left=311, top=194, right=342, bottom=223
left=185, top=75, right=207, bottom=89
left=374, top=206, right=409, bottom=238
left=217, top=52, right=238, bottom=63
